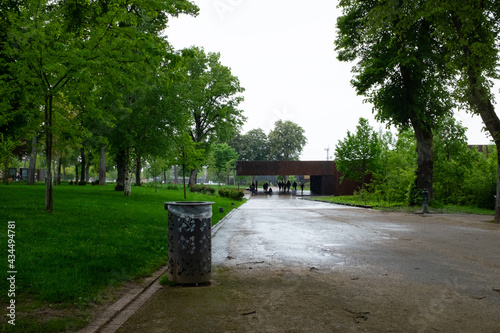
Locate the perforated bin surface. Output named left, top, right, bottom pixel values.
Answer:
left=165, top=202, right=214, bottom=284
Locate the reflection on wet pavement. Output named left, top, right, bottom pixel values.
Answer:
left=212, top=193, right=500, bottom=301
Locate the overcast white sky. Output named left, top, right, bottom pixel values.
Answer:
left=165, top=0, right=492, bottom=161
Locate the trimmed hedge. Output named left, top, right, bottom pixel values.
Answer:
left=190, top=184, right=216, bottom=195
left=218, top=188, right=244, bottom=201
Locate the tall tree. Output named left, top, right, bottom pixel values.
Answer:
left=176, top=47, right=246, bottom=186
left=268, top=120, right=307, bottom=161
left=2, top=0, right=198, bottom=211
left=109, top=51, right=192, bottom=195
left=229, top=128, right=270, bottom=161
left=428, top=0, right=500, bottom=221
left=335, top=0, right=453, bottom=202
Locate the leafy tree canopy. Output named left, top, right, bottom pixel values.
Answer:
left=229, top=128, right=269, bottom=161
left=335, top=117, right=381, bottom=188
left=268, top=120, right=307, bottom=161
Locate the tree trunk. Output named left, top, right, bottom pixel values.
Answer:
left=45, top=94, right=54, bottom=212
left=2, top=167, right=9, bottom=185
left=183, top=164, right=187, bottom=199
left=412, top=122, right=434, bottom=203
left=467, top=77, right=500, bottom=222
left=85, top=161, right=90, bottom=182
left=79, top=147, right=86, bottom=185
left=75, top=164, right=79, bottom=183
left=174, top=165, right=178, bottom=185
left=124, top=149, right=135, bottom=196
left=124, top=171, right=133, bottom=196
left=135, top=156, right=142, bottom=186
left=115, top=148, right=128, bottom=191
left=28, top=136, right=37, bottom=185
left=56, top=157, right=62, bottom=185
left=99, top=145, right=106, bottom=185
left=451, top=13, right=500, bottom=221
left=188, top=169, right=197, bottom=187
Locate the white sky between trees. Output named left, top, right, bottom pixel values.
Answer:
left=165, top=0, right=493, bottom=161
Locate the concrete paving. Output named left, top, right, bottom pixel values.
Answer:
left=90, top=192, right=500, bottom=332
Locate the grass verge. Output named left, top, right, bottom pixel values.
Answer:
left=0, top=182, right=245, bottom=332
left=310, top=195, right=495, bottom=215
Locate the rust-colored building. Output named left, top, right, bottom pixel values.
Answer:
left=236, top=161, right=361, bottom=196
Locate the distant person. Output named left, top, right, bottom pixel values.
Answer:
left=286, top=180, right=291, bottom=192
left=268, top=187, right=273, bottom=195
left=300, top=182, right=305, bottom=194
left=293, top=181, right=297, bottom=191
left=249, top=184, right=256, bottom=195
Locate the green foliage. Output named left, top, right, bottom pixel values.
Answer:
left=432, top=117, right=476, bottom=205
left=177, top=46, right=246, bottom=153
left=335, top=0, right=453, bottom=201
left=166, top=183, right=179, bottom=190
left=229, top=128, right=270, bottom=161
left=0, top=0, right=199, bottom=210
left=368, top=129, right=416, bottom=203
left=190, top=184, right=216, bottom=195
left=335, top=118, right=382, bottom=189
left=268, top=120, right=307, bottom=161
left=462, top=147, right=497, bottom=210
left=336, top=0, right=452, bottom=129
left=218, top=188, right=244, bottom=201
left=208, top=143, right=239, bottom=183
left=357, top=121, right=497, bottom=210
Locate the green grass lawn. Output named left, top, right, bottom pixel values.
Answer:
left=311, top=195, right=495, bottom=215
left=0, top=182, right=245, bottom=332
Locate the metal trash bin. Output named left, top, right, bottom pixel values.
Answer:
left=164, top=201, right=214, bottom=284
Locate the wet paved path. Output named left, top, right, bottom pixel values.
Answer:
left=117, top=194, right=500, bottom=332
left=213, top=194, right=500, bottom=300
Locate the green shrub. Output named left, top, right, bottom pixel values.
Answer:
left=406, top=182, right=422, bottom=206
left=166, top=183, right=179, bottom=190
left=218, top=188, right=244, bottom=201
left=218, top=188, right=228, bottom=198
left=190, top=184, right=215, bottom=195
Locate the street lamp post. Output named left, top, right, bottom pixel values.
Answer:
left=324, top=147, right=332, bottom=161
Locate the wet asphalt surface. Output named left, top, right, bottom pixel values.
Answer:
left=117, top=190, right=500, bottom=332
left=213, top=192, right=500, bottom=303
